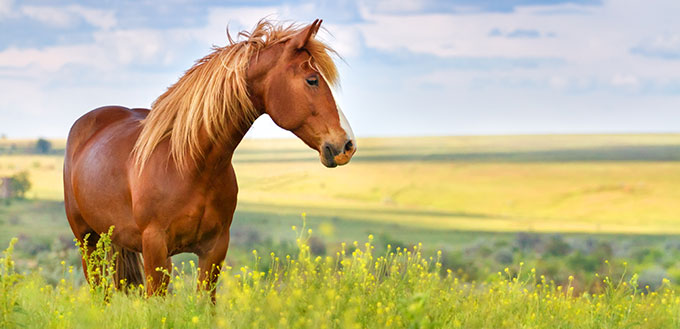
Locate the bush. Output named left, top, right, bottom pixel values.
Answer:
left=544, top=234, right=571, bottom=257
left=638, top=265, right=669, bottom=290
left=35, top=138, right=51, bottom=154
left=9, top=171, right=31, bottom=199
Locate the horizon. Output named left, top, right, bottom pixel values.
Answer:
left=4, top=131, right=680, bottom=142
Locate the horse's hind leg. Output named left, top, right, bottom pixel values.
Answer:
left=77, top=231, right=101, bottom=284
left=65, top=210, right=99, bottom=284
left=64, top=146, right=100, bottom=284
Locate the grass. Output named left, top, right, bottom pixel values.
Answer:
left=0, top=138, right=65, bottom=156
left=3, top=134, right=680, bottom=327
left=3, top=134, right=680, bottom=233
left=3, top=228, right=680, bottom=329
left=0, top=155, right=63, bottom=200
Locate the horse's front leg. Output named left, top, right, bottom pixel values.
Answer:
left=198, top=229, right=230, bottom=303
left=141, top=227, right=171, bottom=296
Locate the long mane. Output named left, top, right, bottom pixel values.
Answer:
left=132, top=19, right=339, bottom=173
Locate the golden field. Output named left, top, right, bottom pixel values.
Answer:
left=2, top=134, right=680, bottom=234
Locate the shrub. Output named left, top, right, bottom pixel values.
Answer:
left=35, top=138, right=51, bottom=154
left=1, top=171, right=31, bottom=201
left=10, top=171, right=31, bottom=199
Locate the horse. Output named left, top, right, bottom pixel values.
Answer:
left=63, top=19, right=356, bottom=299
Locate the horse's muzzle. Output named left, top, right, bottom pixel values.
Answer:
left=321, top=139, right=356, bottom=168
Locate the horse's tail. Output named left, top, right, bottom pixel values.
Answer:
left=111, top=243, right=145, bottom=290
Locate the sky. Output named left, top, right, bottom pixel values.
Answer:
left=0, top=0, right=679, bottom=139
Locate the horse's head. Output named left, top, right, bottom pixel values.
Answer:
left=248, top=19, right=356, bottom=168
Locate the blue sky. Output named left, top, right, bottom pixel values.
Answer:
left=1, top=0, right=679, bottom=138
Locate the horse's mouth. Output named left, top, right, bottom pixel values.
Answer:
left=321, top=144, right=338, bottom=168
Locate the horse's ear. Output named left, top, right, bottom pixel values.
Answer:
left=289, top=19, right=322, bottom=50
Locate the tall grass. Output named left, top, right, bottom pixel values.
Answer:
left=2, top=225, right=680, bottom=328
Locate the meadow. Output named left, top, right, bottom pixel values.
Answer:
left=3, top=134, right=680, bottom=233
left=3, top=227, right=680, bottom=328
left=2, top=134, right=680, bottom=327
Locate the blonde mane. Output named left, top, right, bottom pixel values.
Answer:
left=132, top=20, right=339, bottom=173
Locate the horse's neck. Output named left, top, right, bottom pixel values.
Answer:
left=194, top=118, right=256, bottom=173
left=194, top=45, right=279, bottom=173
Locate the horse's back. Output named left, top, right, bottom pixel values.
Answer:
left=64, top=106, right=148, bottom=247
left=65, top=106, right=146, bottom=158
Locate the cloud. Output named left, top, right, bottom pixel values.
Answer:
left=21, top=6, right=73, bottom=27
left=506, top=29, right=541, bottom=38
left=489, top=28, right=545, bottom=38
left=0, top=6, right=309, bottom=73
left=2, top=0, right=680, bottom=139
left=281, top=0, right=363, bottom=23
left=631, top=33, right=680, bottom=60
left=364, top=0, right=602, bottom=15
left=20, top=4, right=116, bottom=29
left=367, top=0, right=427, bottom=14
left=488, top=28, right=503, bottom=37
left=354, top=0, right=680, bottom=97
left=0, top=27, right=171, bottom=72
left=610, top=73, right=639, bottom=88
left=0, top=0, right=13, bottom=17
left=67, top=5, right=117, bottom=30
left=0, top=44, right=98, bottom=71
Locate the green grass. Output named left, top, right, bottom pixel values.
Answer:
left=3, top=230, right=680, bottom=329
left=3, top=134, right=680, bottom=327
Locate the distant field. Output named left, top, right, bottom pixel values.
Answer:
left=0, top=138, right=65, bottom=155
left=1, top=134, right=680, bottom=234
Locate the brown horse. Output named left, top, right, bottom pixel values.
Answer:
left=63, top=19, right=356, bottom=298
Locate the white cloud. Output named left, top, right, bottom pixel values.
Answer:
left=353, top=0, right=680, bottom=95
left=21, top=5, right=74, bottom=27
left=632, top=33, right=680, bottom=60
left=0, top=0, right=14, bottom=18
left=20, top=4, right=116, bottom=29
left=0, top=45, right=100, bottom=71
left=367, top=0, right=426, bottom=14
left=67, top=5, right=117, bottom=30
left=92, top=29, right=166, bottom=64
left=0, top=27, right=172, bottom=72
left=319, top=24, right=362, bottom=58
left=549, top=76, right=569, bottom=89
left=1, top=0, right=679, bottom=138
left=0, top=6, right=286, bottom=73
left=354, top=0, right=679, bottom=62
left=610, top=74, right=639, bottom=87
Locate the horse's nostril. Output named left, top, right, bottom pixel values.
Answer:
left=344, top=140, right=353, bottom=152
left=324, top=144, right=334, bottom=158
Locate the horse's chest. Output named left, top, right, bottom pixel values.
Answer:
left=169, top=216, right=219, bottom=254
left=168, top=200, right=235, bottom=254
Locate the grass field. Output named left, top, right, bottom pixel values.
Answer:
left=3, top=230, right=680, bottom=329
left=2, top=134, right=680, bottom=234
left=2, top=134, right=680, bottom=327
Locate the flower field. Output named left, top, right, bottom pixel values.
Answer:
left=2, top=226, right=680, bottom=329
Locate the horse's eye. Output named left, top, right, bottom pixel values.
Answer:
left=306, top=77, right=318, bottom=86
